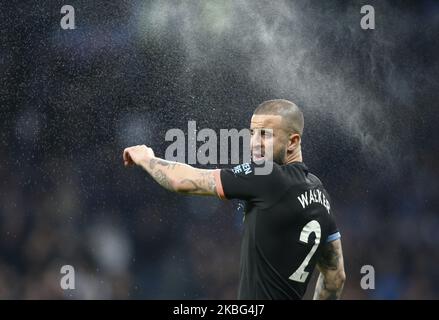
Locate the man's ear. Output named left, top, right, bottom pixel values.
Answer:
left=287, top=133, right=301, bottom=151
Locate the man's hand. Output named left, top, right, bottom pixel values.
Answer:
left=123, top=145, right=155, bottom=167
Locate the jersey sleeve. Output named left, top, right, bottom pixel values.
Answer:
left=325, top=192, right=341, bottom=243
left=213, top=162, right=279, bottom=201
left=326, top=216, right=341, bottom=243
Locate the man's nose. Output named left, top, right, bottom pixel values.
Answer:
left=251, top=136, right=264, bottom=149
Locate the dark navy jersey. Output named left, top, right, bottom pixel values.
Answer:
left=214, top=161, right=340, bottom=300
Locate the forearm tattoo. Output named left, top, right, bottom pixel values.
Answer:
left=313, top=241, right=345, bottom=300
left=318, top=242, right=340, bottom=271
left=149, top=158, right=177, bottom=170
left=179, top=172, right=217, bottom=194
left=146, top=158, right=216, bottom=195
left=147, top=158, right=178, bottom=191
left=153, top=169, right=174, bottom=190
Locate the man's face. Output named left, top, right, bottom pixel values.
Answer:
left=250, top=114, right=289, bottom=165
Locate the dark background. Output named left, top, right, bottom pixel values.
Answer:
left=1, top=0, right=438, bottom=299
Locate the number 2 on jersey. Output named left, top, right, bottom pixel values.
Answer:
left=289, top=220, right=321, bottom=283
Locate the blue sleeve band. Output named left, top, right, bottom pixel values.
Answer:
left=326, top=232, right=341, bottom=243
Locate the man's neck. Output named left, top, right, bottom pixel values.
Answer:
left=285, top=148, right=302, bottom=164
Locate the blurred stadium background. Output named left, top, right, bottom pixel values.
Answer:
left=1, top=0, right=438, bottom=299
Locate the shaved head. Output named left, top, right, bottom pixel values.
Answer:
left=253, top=99, right=304, bottom=136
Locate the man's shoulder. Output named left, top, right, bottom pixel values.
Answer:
left=305, top=172, right=332, bottom=199
left=284, top=163, right=325, bottom=189
left=307, top=172, right=324, bottom=187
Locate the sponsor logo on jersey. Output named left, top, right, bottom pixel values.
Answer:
left=232, top=163, right=252, bottom=175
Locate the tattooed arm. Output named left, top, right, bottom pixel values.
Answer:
left=123, top=145, right=219, bottom=196
left=313, top=239, right=346, bottom=300
left=144, top=158, right=218, bottom=196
